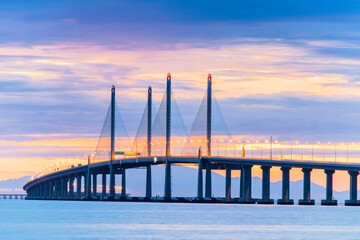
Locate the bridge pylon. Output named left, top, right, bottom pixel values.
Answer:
left=109, top=85, right=116, bottom=199
left=165, top=73, right=172, bottom=198
left=146, top=86, right=152, bottom=198
left=206, top=73, right=212, bottom=157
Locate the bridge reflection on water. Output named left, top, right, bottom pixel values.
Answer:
left=24, top=73, right=360, bottom=206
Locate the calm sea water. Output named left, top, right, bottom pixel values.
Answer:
left=1, top=200, right=360, bottom=239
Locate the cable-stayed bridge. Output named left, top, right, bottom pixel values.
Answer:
left=23, top=74, right=360, bottom=206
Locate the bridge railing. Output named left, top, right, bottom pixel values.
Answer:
left=34, top=158, right=88, bottom=180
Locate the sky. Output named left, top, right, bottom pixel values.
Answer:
left=1, top=0, right=360, bottom=186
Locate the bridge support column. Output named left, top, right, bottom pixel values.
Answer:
left=164, top=161, right=171, bottom=198
left=321, top=170, right=337, bottom=205
left=37, top=184, right=41, bottom=198
left=146, top=165, right=152, bottom=198
left=240, top=165, right=255, bottom=203
left=40, top=184, right=44, bottom=198
left=197, top=153, right=203, bottom=199
left=56, top=179, right=61, bottom=199
left=102, top=173, right=107, bottom=198
left=77, top=175, right=82, bottom=199
left=44, top=182, right=49, bottom=199
left=345, top=171, right=360, bottom=206
left=58, top=179, right=62, bottom=199
left=35, top=185, right=38, bottom=198
left=69, top=177, right=74, bottom=199
left=38, top=184, right=42, bottom=198
left=109, top=164, right=115, bottom=199
left=92, top=173, right=97, bottom=198
left=86, top=170, right=91, bottom=199
left=205, top=161, right=212, bottom=198
left=42, top=183, right=46, bottom=198
left=49, top=181, right=53, bottom=199
left=62, top=178, right=68, bottom=199
left=59, top=179, right=63, bottom=199
left=258, top=166, right=274, bottom=204
left=225, top=167, right=231, bottom=201
left=44, top=183, right=47, bottom=198
left=277, top=167, right=294, bottom=204
left=299, top=168, right=315, bottom=205
left=240, top=167, right=244, bottom=199
left=121, top=169, right=126, bottom=198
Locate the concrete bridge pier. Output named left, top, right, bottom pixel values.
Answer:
left=109, top=164, right=115, bottom=199
left=146, top=165, right=152, bottom=198
left=102, top=173, right=107, bottom=198
left=44, top=182, right=49, bottom=199
left=121, top=169, right=126, bottom=198
left=39, top=183, right=44, bottom=198
left=69, top=176, right=74, bottom=199
left=239, top=165, right=255, bottom=203
left=164, top=161, right=171, bottom=198
left=92, top=173, right=97, bottom=198
left=41, top=183, right=45, bottom=198
left=37, top=184, right=41, bottom=198
left=55, top=179, right=60, bottom=199
left=197, top=152, right=203, bottom=199
left=86, top=170, right=91, bottom=199
left=225, top=167, right=231, bottom=201
left=49, top=181, right=53, bottom=199
left=345, top=171, right=360, bottom=206
left=258, top=166, right=274, bottom=204
left=34, top=185, right=38, bottom=198
left=44, top=183, right=48, bottom=198
left=321, top=170, right=337, bottom=205
left=77, top=174, right=82, bottom=199
left=277, top=167, right=294, bottom=204
left=299, top=168, right=315, bottom=205
left=239, top=167, right=244, bottom=199
left=62, top=177, right=68, bottom=199
left=38, top=184, right=42, bottom=198
left=205, top=161, right=212, bottom=198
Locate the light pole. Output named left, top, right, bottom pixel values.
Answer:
left=252, top=141, right=254, bottom=157
left=270, top=136, right=273, bottom=160
left=311, top=143, right=314, bottom=161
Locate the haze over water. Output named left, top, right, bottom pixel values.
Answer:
left=1, top=201, right=360, bottom=239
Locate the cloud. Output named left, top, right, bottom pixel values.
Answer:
left=1, top=0, right=360, bottom=179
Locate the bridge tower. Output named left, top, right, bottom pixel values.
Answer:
left=109, top=85, right=116, bottom=198
left=146, top=86, right=152, bottom=198
left=147, top=86, right=152, bottom=157
left=164, top=73, right=172, bottom=198
left=165, top=73, right=171, bottom=157
left=207, top=73, right=212, bottom=157
left=205, top=74, right=213, bottom=198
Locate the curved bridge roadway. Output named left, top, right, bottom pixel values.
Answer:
left=23, top=156, right=360, bottom=206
